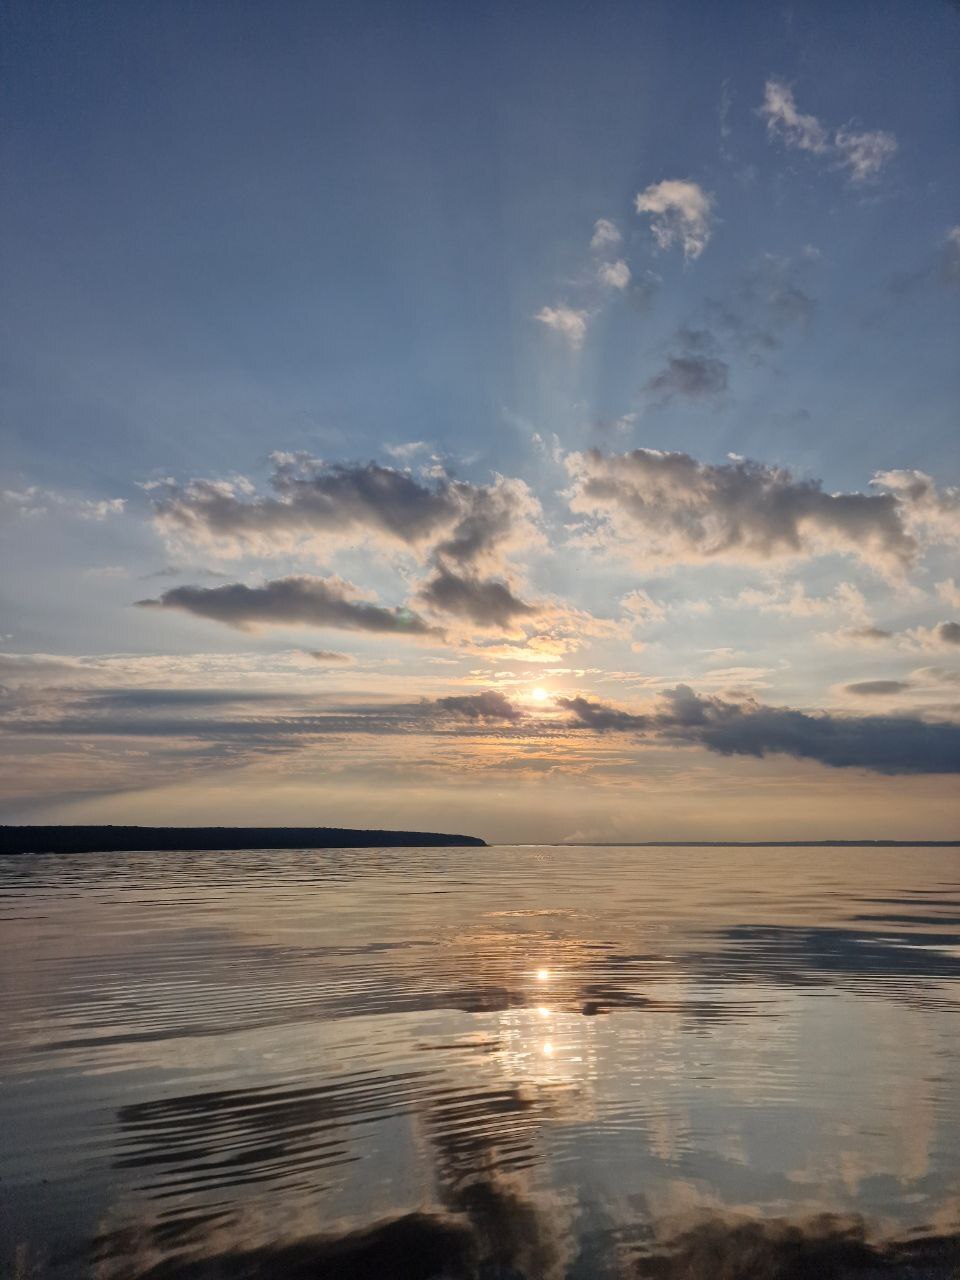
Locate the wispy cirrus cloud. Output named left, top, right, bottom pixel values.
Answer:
left=1, top=486, right=125, bottom=520
left=759, top=79, right=897, bottom=183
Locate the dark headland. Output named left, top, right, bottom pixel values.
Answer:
left=0, top=826, right=486, bottom=855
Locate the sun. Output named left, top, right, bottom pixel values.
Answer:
left=530, top=686, right=549, bottom=703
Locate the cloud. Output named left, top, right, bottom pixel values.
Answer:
left=944, top=225, right=960, bottom=286
left=834, top=126, right=898, bottom=182
left=597, top=259, right=631, bottom=290
left=759, top=79, right=896, bottom=183
left=590, top=218, right=622, bottom=250
left=738, top=580, right=868, bottom=622
left=621, top=589, right=666, bottom=626
left=559, top=684, right=960, bottom=774
left=871, top=469, right=960, bottom=543
left=759, top=79, right=829, bottom=154
left=825, top=625, right=894, bottom=646
left=907, top=620, right=960, bottom=649
left=635, top=179, right=714, bottom=260
left=307, top=650, right=353, bottom=664
left=705, top=253, right=817, bottom=363
left=152, top=459, right=542, bottom=572
left=565, top=448, right=919, bottom=574
left=419, top=566, right=538, bottom=629
left=643, top=353, right=729, bottom=401
left=435, top=690, right=524, bottom=722
left=843, top=679, right=911, bottom=696
left=384, top=440, right=430, bottom=460
left=137, top=576, right=440, bottom=637
left=937, top=578, right=960, bottom=608
left=535, top=305, right=589, bottom=349
left=1, top=486, right=125, bottom=520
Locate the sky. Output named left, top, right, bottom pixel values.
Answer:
left=1, top=0, right=958, bottom=842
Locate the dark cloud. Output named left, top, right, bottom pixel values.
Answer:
left=559, top=684, right=960, bottom=774
left=566, top=448, right=918, bottom=573
left=838, top=625, right=894, bottom=643
left=643, top=353, right=729, bottom=400
left=703, top=253, right=817, bottom=363
left=419, top=566, right=537, bottom=628
left=843, top=679, right=911, bottom=696
left=137, top=577, right=439, bottom=637
left=434, top=690, right=523, bottom=722
left=556, top=695, right=650, bottom=732
left=152, top=457, right=539, bottom=572
left=83, top=688, right=291, bottom=709
left=935, top=620, right=960, bottom=645
left=307, top=649, right=353, bottom=663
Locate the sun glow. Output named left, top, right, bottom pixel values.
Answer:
left=530, top=687, right=549, bottom=703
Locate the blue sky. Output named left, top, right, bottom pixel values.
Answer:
left=1, top=1, right=958, bottom=839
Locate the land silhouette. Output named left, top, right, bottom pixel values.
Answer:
left=0, top=825, right=486, bottom=855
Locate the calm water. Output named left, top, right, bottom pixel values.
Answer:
left=1, top=845, right=959, bottom=1279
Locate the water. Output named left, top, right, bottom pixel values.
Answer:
left=1, top=845, right=958, bottom=1278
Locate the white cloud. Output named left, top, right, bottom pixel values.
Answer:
left=634, top=179, right=715, bottom=260
left=834, top=127, right=898, bottom=183
left=535, top=304, right=589, bottom=350
left=597, top=259, right=631, bottom=290
left=759, top=79, right=897, bottom=184
left=590, top=218, right=622, bottom=251
left=621, top=589, right=666, bottom=626
left=1, top=486, right=125, bottom=521
left=936, top=578, right=960, bottom=609
left=760, top=79, right=829, bottom=154
left=737, top=580, right=869, bottom=622
left=871, top=469, right=960, bottom=543
left=384, top=441, right=430, bottom=460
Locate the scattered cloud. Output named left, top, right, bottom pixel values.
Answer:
left=824, top=625, right=894, bottom=647
left=419, top=566, right=538, bottom=629
left=621, top=589, right=666, bottom=627
left=644, top=353, right=729, bottom=401
left=435, top=690, right=523, bottom=722
left=635, top=179, right=715, bottom=260
left=936, top=578, right=960, bottom=608
left=834, top=126, right=898, bottom=183
left=597, top=259, right=631, bottom=290
left=907, top=620, right=960, bottom=649
left=871, top=469, right=960, bottom=544
left=566, top=448, right=921, bottom=574
left=943, top=225, right=960, bottom=286
left=559, top=684, right=960, bottom=774
left=151, top=459, right=543, bottom=573
left=535, top=304, right=589, bottom=350
left=759, top=79, right=896, bottom=183
left=137, top=576, right=441, bottom=637
left=843, top=679, right=911, bottom=696
left=384, top=441, right=430, bottom=460
left=306, top=649, right=354, bottom=664
left=1, top=486, right=125, bottom=520
left=737, top=580, right=868, bottom=622
left=590, top=218, right=622, bottom=251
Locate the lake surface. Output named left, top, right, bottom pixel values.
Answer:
left=1, top=845, right=959, bottom=1278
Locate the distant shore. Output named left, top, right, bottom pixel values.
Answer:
left=552, top=840, right=960, bottom=848
left=0, top=826, right=487, bottom=855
